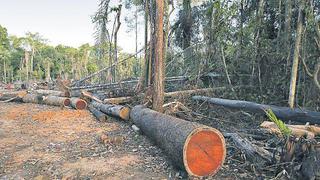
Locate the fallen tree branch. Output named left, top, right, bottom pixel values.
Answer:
left=192, top=96, right=320, bottom=124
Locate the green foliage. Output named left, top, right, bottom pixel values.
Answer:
left=265, top=109, right=292, bottom=137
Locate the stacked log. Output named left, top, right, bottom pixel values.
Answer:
left=43, top=96, right=70, bottom=107
left=33, top=89, right=70, bottom=97
left=0, top=91, right=27, bottom=101
left=88, top=105, right=107, bottom=122
left=130, top=105, right=226, bottom=177
left=22, top=94, right=44, bottom=104
left=92, top=101, right=130, bottom=120
left=70, top=97, right=87, bottom=110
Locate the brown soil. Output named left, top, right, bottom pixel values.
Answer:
left=0, top=103, right=175, bottom=179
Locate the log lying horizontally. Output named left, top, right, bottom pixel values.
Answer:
left=88, top=105, right=107, bottom=122
left=260, top=121, right=320, bottom=139
left=92, top=101, right=130, bottom=120
left=0, top=91, right=27, bottom=102
left=33, top=89, right=70, bottom=97
left=103, top=87, right=232, bottom=104
left=192, top=96, right=320, bottom=124
left=130, top=105, right=226, bottom=177
left=43, top=96, right=71, bottom=107
left=22, top=94, right=44, bottom=104
left=70, top=97, right=87, bottom=110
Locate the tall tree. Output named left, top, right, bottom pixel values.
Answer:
left=151, top=0, right=165, bottom=112
left=288, top=0, right=304, bottom=108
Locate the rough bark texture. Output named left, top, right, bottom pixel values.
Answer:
left=152, top=0, right=165, bottom=112
left=88, top=104, right=107, bottom=122
left=288, top=0, right=304, bottom=108
left=0, top=91, right=27, bottom=101
left=193, top=96, right=320, bottom=124
left=34, top=90, right=70, bottom=97
left=70, top=97, right=87, bottom=110
left=92, top=101, right=130, bottom=120
left=43, top=96, right=70, bottom=107
left=22, top=94, right=44, bottom=104
left=130, top=105, right=226, bottom=177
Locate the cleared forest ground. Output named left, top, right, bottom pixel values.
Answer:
left=0, top=103, right=176, bottom=179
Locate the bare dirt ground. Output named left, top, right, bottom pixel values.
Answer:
left=0, top=102, right=272, bottom=180
left=0, top=103, right=179, bottom=179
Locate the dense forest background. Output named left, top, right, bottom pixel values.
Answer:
left=0, top=0, right=320, bottom=108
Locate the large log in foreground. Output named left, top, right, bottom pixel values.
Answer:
left=43, top=96, right=70, bottom=107
left=130, top=105, right=226, bottom=177
left=92, top=101, right=130, bottom=120
left=192, top=96, right=320, bottom=124
left=70, top=98, right=87, bottom=110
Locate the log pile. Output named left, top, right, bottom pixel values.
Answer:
left=43, top=96, right=71, bottom=107
left=70, top=97, right=87, bottom=110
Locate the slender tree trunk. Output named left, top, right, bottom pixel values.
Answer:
left=285, top=0, right=292, bottom=73
left=30, top=47, right=34, bottom=79
left=3, top=59, right=7, bottom=84
left=113, top=5, right=122, bottom=82
left=288, top=0, right=304, bottom=108
left=152, top=0, right=165, bottom=112
left=24, top=51, right=29, bottom=81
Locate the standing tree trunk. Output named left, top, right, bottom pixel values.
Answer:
left=151, top=0, right=165, bottom=112
left=3, top=59, right=6, bottom=84
left=112, top=5, right=122, bottom=82
left=288, top=0, right=304, bottom=108
left=24, top=51, right=29, bottom=81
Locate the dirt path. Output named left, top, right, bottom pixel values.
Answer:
left=0, top=103, right=176, bottom=179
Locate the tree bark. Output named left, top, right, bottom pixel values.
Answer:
left=152, top=0, right=165, bottom=112
left=33, top=90, right=70, bottom=97
left=88, top=104, right=107, bottom=122
left=0, top=91, right=27, bottom=101
left=43, top=96, right=70, bottom=107
left=130, top=105, right=226, bottom=177
left=193, top=96, right=320, bottom=124
left=92, top=101, right=130, bottom=120
left=22, top=94, right=44, bottom=104
left=288, top=1, right=304, bottom=108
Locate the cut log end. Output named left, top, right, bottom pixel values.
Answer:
left=63, top=99, right=71, bottom=106
left=119, top=107, right=130, bottom=120
left=183, top=128, right=226, bottom=177
left=75, top=100, right=87, bottom=110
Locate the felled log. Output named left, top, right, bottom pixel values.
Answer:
left=224, top=133, right=273, bottom=164
left=92, top=101, right=130, bottom=120
left=88, top=105, right=107, bottom=122
left=192, top=96, right=320, bottom=124
left=70, top=97, right=87, bottom=110
left=103, top=96, right=133, bottom=104
left=130, top=105, right=226, bottom=177
left=260, top=121, right=320, bottom=139
left=33, top=89, right=70, bottom=97
left=22, top=94, right=44, bottom=104
left=81, top=90, right=103, bottom=103
left=43, top=96, right=70, bottom=107
left=102, top=87, right=230, bottom=104
left=0, top=91, right=27, bottom=101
